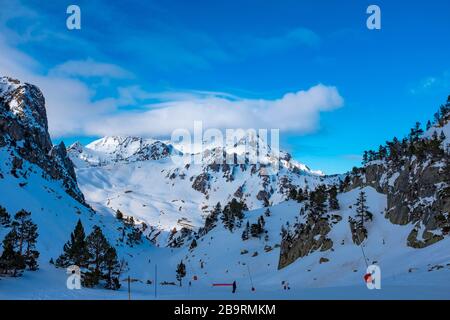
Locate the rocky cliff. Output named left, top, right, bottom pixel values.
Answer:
left=345, top=148, right=450, bottom=248
left=0, top=76, right=86, bottom=205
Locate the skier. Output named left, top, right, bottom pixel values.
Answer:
left=232, top=281, right=237, bottom=293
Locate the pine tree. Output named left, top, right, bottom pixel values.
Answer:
left=221, top=199, right=247, bottom=232
left=23, top=221, right=39, bottom=270
left=56, top=219, right=89, bottom=268
left=0, top=206, right=11, bottom=227
left=212, top=202, right=222, bottom=217
left=262, top=196, right=270, bottom=207
left=288, top=188, right=297, bottom=200
left=83, top=225, right=110, bottom=287
left=378, top=145, right=387, bottom=159
left=250, top=216, right=265, bottom=238
left=103, top=246, right=121, bottom=290
left=434, top=111, right=441, bottom=126
left=82, top=225, right=123, bottom=289
left=362, top=151, right=368, bottom=165
left=0, top=241, right=25, bottom=276
left=124, top=217, right=142, bottom=247
left=328, top=185, right=340, bottom=210
left=264, top=208, right=271, bottom=217
left=203, top=202, right=221, bottom=233
left=9, top=210, right=39, bottom=271
left=176, top=260, right=186, bottom=287
left=387, top=137, right=400, bottom=161
left=438, top=97, right=450, bottom=125
left=409, top=122, right=424, bottom=143
left=241, top=221, right=250, bottom=240
left=309, top=185, right=328, bottom=218
left=189, top=238, right=198, bottom=250
left=221, top=207, right=234, bottom=232
left=355, top=191, right=373, bottom=225
left=229, top=198, right=247, bottom=221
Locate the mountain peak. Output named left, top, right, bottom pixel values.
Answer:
left=0, top=76, right=49, bottom=135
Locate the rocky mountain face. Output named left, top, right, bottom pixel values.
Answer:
left=344, top=136, right=450, bottom=248
left=278, top=97, right=450, bottom=269
left=0, top=77, right=86, bottom=205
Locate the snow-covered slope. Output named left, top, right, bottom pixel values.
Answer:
left=2, top=186, right=449, bottom=299
left=68, top=135, right=334, bottom=245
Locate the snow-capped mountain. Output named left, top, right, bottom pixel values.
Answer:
left=67, top=135, right=334, bottom=245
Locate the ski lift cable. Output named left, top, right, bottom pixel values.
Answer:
left=355, top=233, right=369, bottom=268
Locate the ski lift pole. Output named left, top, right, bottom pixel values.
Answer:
left=128, top=275, right=131, bottom=300
left=247, top=265, right=255, bottom=291
left=121, top=276, right=140, bottom=300
left=154, top=264, right=158, bottom=299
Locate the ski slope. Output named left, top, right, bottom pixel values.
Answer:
left=1, top=185, right=449, bottom=300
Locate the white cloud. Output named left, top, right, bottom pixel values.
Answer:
left=49, top=59, right=134, bottom=79
left=83, top=84, right=343, bottom=137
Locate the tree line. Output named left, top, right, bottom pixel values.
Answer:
left=362, top=97, right=450, bottom=165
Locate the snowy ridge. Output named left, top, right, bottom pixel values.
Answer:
left=68, top=136, right=174, bottom=168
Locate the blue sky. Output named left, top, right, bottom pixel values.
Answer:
left=0, top=0, right=449, bottom=174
